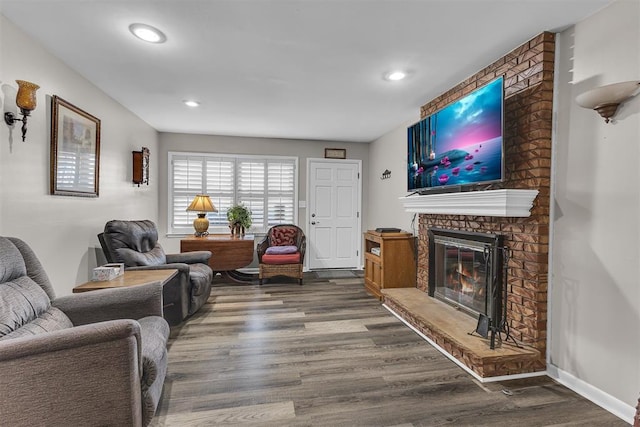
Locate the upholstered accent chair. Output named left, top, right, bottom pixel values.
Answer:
left=257, top=224, right=306, bottom=285
left=0, top=236, right=169, bottom=427
left=99, top=219, right=214, bottom=317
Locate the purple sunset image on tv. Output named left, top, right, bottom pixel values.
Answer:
left=407, top=77, right=504, bottom=191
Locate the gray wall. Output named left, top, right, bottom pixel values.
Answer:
left=551, top=0, right=639, bottom=414
left=157, top=132, right=369, bottom=254
left=0, top=16, right=159, bottom=295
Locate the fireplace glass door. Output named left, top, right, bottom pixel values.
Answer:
left=431, top=232, right=497, bottom=317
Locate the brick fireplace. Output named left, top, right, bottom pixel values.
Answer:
left=384, top=32, right=553, bottom=379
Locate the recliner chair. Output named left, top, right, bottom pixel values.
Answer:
left=0, top=236, right=168, bottom=426
left=99, top=219, right=214, bottom=317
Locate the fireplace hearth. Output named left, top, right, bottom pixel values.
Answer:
left=428, top=228, right=506, bottom=348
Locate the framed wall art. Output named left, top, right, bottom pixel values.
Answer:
left=324, top=148, right=346, bottom=159
left=50, top=95, right=101, bottom=197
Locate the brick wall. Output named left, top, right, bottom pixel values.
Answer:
left=417, top=32, right=554, bottom=358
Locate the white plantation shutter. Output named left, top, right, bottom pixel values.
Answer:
left=169, top=152, right=297, bottom=234
left=237, top=160, right=266, bottom=228
left=267, top=162, right=295, bottom=226
left=205, top=159, right=235, bottom=227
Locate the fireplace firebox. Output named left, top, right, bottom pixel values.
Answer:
left=428, top=228, right=506, bottom=348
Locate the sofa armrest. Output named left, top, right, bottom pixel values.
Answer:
left=166, top=251, right=211, bottom=265
left=53, top=281, right=163, bottom=325
left=0, top=320, right=144, bottom=426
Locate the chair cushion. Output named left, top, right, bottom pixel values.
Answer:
left=269, top=226, right=298, bottom=246
left=103, top=220, right=167, bottom=267
left=117, top=247, right=167, bottom=267
left=265, top=245, right=298, bottom=255
left=0, top=307, right=72, bottom=340
left=262, top=252, right=301, bottom=265
left=0, top=276, right=53, bottom=338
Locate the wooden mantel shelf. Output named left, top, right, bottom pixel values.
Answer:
left=399, top=189, right=538, bottom=217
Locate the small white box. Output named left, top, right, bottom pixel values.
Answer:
left=91, top=263, right=125, bottom=281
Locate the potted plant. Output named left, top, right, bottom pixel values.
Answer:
left=227, top=204, right=252, bottom=235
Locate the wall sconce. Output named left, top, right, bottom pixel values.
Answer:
left=576, top=80, right=640, bottom=123
left=4, top=80, right=40, bottom=141
left=186, top=194, right=217, bottom=236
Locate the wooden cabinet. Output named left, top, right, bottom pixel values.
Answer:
left=364, top=230, right=416, bottom=300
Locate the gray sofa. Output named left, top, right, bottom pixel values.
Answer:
left=0, top=236, right=169, bottom=427
left=99, top=219, right=214, bottom=317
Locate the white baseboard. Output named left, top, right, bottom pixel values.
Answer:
left=383, top=304, right=547, bottom=384
left=547, top=364, right=635, bottom=425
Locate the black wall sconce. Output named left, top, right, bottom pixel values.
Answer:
left=4, top=80, right=39, bottom=142
left=381, top=169, right=391, bottom=180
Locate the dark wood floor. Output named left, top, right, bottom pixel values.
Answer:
left=151, top=274, right=625, bottom=426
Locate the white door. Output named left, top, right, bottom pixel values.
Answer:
left=307, top=159, right=361, bottom=269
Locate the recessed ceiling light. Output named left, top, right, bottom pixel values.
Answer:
left=129, top=23, right=167, bottom=44
left=386, top=71, right=407, bottom=81
left=184, top=100, right=200, bottom=107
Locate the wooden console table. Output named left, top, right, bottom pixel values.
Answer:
left=180, top=234, right=255, bottom=281
left=73, top=269, right=184, bottom=325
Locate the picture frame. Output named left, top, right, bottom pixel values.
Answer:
left=50, top=95, right=101, bottom=197
left=324, top=148, right=346, bottom=159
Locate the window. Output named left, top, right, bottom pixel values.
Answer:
left=169, top=152, right=297, bottom=234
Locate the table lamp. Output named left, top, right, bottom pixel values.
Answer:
left=186, top=194, right=217, bottom=236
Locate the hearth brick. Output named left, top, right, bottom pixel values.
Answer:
left=408, top=32, right=554, bottom=377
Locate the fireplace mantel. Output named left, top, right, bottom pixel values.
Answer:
left=399, top=189, right=539, bottom=217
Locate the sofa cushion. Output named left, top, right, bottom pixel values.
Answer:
left=262, top=253, right=301, bottom=265
left=0, top=307, right=73, bottom=340
left=265, top=245, right=298, bottom=255
left=269, top=226, right=297, bottom=246
left=0, top=276, right=52, bottom=338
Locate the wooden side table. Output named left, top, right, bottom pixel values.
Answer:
left=74, top=269, right=184, bottom=325
left=180, top=234, right=255, bottom=281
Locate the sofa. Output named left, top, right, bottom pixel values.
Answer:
left=0, top=236, right=169, bottom=426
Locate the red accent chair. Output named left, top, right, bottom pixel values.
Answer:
left=257, top=224, right=306, bottom=285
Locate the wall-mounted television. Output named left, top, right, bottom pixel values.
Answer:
left=407, top=76, right=504, bottom=193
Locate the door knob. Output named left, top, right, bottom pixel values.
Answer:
left=311, top=221, right=316, bottom=225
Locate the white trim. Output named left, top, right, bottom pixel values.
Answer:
left=383, top=304, right=548, bottom=384
left=547, top=35, right=561, bottom=368
left=547, top=364, right=635, bottom=424
left=399, top=189, right=538, bottom=217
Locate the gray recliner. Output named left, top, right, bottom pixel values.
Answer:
left=0, top=236, right=168, bottom=426
left=99, top=219, right=213, bottom=317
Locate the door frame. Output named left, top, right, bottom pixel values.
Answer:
left=305, top=157, right=363, bottom=271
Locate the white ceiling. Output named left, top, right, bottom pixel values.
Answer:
left=1, top=0, right=611, bottom=143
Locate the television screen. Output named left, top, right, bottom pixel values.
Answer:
left=408, top=76, right=504, bottom=192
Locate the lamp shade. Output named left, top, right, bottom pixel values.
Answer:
left=15, top=80, right=39, bottom=111
left=575, top=80, right=640, bottom=123
left=186, top=194, right=217, bottom=213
